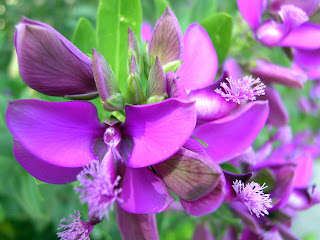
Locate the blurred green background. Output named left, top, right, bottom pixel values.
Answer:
left=0, top=0, right=319, bottom=239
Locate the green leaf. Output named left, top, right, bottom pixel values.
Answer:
left=201, top=13, right=233, bottom=64
left=97, top=0, right=142, bottom=94
left=190, top=0, right=217, bottom=23
left=72, top=18, right=96, bottom=54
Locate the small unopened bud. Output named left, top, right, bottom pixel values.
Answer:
left=92, top=49, right=124, bottom=111
left=127, top=28, right=141, bottom=75
left=126, top=73, right=144, bottom=105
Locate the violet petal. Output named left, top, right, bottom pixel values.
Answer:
left=116, top=204, right=159, bottom=240
left=237, top=0, right=267, bottom=29
left=15, top=18, right=96, bottom=96
left=270, top=0, right=320, bottom=16
left=6, top=100, right=105, bottom=168
left=166, top=72, right=189, bottom=100
left=119, top=166, right=174, bottom=214
left=176, top=23, right=218, bottom=91
left=250, top=59, right=307, bottom=88
left=123, top=99, right=196, bottom=168
left=193, top=101, right=269, bottom=164
left=192, top=223, right=214, bottom=240
left=13, top=140, right=82, bottom=184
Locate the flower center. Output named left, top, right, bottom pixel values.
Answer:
left=103, top=126, right=121, bottom=149
left=232, top=179, right=272, bottom=217
left=215, top=76, right=266, bottom=104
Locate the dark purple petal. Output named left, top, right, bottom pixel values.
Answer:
left=123, top=99, right=196, bottom=168
left=13, top=140, right=83, bottom=184
left=180, top=176, right=225, bottom=216
left=153, top=146, right=222, bottom=201
left=188, top=72, right=237, bottom=122
left=257, top=86, right=289, bottom=127
left=250, top=59, right=307, bottom=88
left=240, top=227, right=260, bottom=240
left=116, top=204, right=159, bottom=240
left=6, top=100, right=105, bottom=169
left=193, top=223, right=214, bottom=240
left=119, top=167, right=174, bottom=214
left=15, top=18, right=96, bottom=96
left=237, top=0, right=267, bottom=29
left=280, top=23, right=320, bottom=49
left=176, top=23, right=218, bottom=91
left=193, top=101, right=269, bottom=164
left=287, top=186, right=320, bottom=210
left=166, top=72, right=188, bottom=100
left=148, top=7, right=183, bottom=66
left=270, top=0, right=320, bottom=16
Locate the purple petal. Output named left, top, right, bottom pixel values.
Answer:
left=240, top=227, right=260, bottom=240
left=270, top=0, right=320, bottom=16
left=294, top=48, right=320, bottom=69
left=6, top=100, right=105, bottom=168
left=223, top=58, right=243, bottom=80
left=119, top=166, right=174, bottom=214
left=15, top=18, right=96, bottom=96
left=116, top=204, right=159, bottom=240
left=257, top=86, right=289, bottom=127
left=177, top=23, right=218, bottom=91
left=278, top=5, right=309, bottom=32
left=141, top=22, right=153, bottom=43
left=166, top=72, right=188, bottom=100
left=148, top=7, right=183, bottom=66
left=293, top=152, right=313, bottom=188
left=193, top=101, right=269, bottom=164
left=188, top=72, right=237, bottom=122
left=237, top=0, right=267, bottom=29
left=123, top=99, right=196, bottom=168
left=287, top=187, right=320, bottom=210
left=180, top=176, right=225, bottom=216
left=255, top=20, right=286, bottom=47
left=193, top=223, right=214, bottom=240
left=250, top=59, right=307, bottom=88
left=280, top=23, right=320, bottom=49
left=13, top=140, right=83, bottom=184
left=153, top=146, right=222, bottom=201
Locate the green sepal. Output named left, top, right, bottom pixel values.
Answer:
left=125, top=73, right=145, bottom=105
left=163, top=60, right=182, bottom=73
left=146, top=94, right=167, bottom=104
left=104, top=93, right=125, bottom=111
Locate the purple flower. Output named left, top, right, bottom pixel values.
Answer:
left=15, top=18, right=97, bottom=99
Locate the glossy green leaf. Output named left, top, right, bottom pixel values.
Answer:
left=201, top=13, right=233, bottom=64
left=97, top=0, right=142, bottom=93
left=72, top=18, right=96, bottom=54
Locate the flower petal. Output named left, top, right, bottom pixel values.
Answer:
left=116, top=204, right=159, bottom=240
left=13, top=140, right=82, bottom=184
left=166, top=72, right=188, bottom=100
left=237, top=0, right=266, bottom=29
left=153, top=146, right=222, bottom=201
left=257, top=86, right=289, bottom=127
left=141, top=22, right=153, bottom=43
left=223, top=171, right=253, bottom=202
left=6, top=100, right=105, bottom=168
left=250, top=59, right=307, bottom=88
left=123, top=99, right=196, bottom=168
left=280, top=23, right=320, bottom=49
left=223, top=58, right=243, bottom=80
left=270, top=0, right=320, bottom=16
left=180, top=176, right=225, bottom=216
left=193, top=223, right=214, bottom=240
left=188, top=72, right=237, bottom=122
left=193, top=101, right=269, bottom=164
left=15, top=18, right=96, bottom=96
left=119, top=167, right=174, bottom=214
left=148, top=7, right=183, bottom=66
left=177, top=23, right=218, bottom=91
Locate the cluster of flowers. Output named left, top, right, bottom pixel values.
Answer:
left=5, top=1, right=320, bottom=239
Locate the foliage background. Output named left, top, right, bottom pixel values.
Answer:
left=0, top=0, right=319, bottom=239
